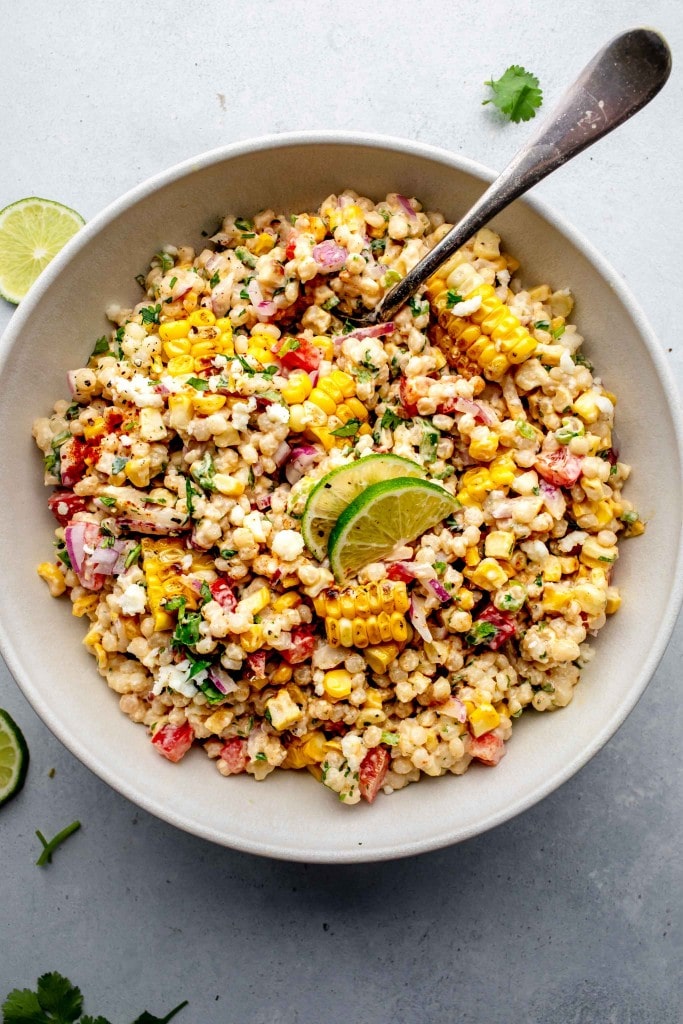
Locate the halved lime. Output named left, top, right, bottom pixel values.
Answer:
left=0, top=708, right=29, bottom=807
left=328, top=477, right=458, bottom=583
left=301, top=454, right=426, bottom=561
left=0, top=197, right=85, bottom=304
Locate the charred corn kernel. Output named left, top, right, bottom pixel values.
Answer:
left=139, top=407, right=167, bottom=441
left=125, top=456, right=151, bottom=488
left=580, top=538, right=618, bottom=569
left=529, top=284, right=552, bottom=302
left=93, top=642, right=109, bottom=671
left=240, top=624, right=264, bottom=653
left=265, top=689, right=302, bottom=731
left=141, top=538, right=208, bottom=631
left=465, top=546, right=481, bottom=567
left=215, top=317, right=232, bottom=332
left=252, top=232, right=275, bottom=255
left=322, top=669, right=353, bottom=701
left=83, top=417, right=106, bottom=441
left=159, top=319, right=190, bottom=342
left=167, top=354, right=195, bottom=376
left=204, top=708, right=234, bottom=735
left=364, top=689, right=388, bottom=710
left=272, top=593, right=300, bottom=613
left=188, top=308, right=216, bottom=328
left=272, top=663, right=293, bottom=685
left=192, top=393, right=226, bottom=415
left=573, top=582, right=607, bottom=616
left=190, top=340, right=218, bottom=361
left=466, top=558, right=509, bottom=591
left=308, top=388, right=336, bottom=415
left=82, top=626, right=101, bottom=648
left=281, top=371, right=313, bottom=405
left=309, top=216, right=326, bottom=242
left=572, top=498, right=613, bottom=530
left=472, top=227, right=501, bottom=260
left=454, top=587, right=475, bottom=611
left=340, top=397, right=369, bottom=421
left=364, top=643, right=400, bottom=674
left=458, top=468, right=491, bottom=504
left=572, top=391, right=602, bottom=423
left=239, top=587, right=271, bottom=616
left=71, top=593, right=99, bottom=617
left=182, top=291, right=199, bottom=313
left=433, top=348, right=447, bottom=370
left=311, top=335, right=334, bottom=360
left=356, top=707, right=386, bottom=727
left=168, top=394, right=194, bottom=430
left=469, top=702, right=501, bottom=737
left=37, top=562, right=66, bottom=596
left=485, top=531, right=515, bottom=559
left=606, top=588, right=621, bottom=614
left=559, top=556, right=579, bottom=574
left=315, top=582, right=410, bottom=648
left=541, top=585, right=573, bottom=612
left=542, top=556, right=563, bottom=582
left=217, top=332, right=234, bottom=356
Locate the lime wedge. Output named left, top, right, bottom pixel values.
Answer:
left=0, top=708, right=29, bottom=807
left=302, top=454, right=426, bottom=561
left=328, top=477, right=458, bottom=583
left=0, top=197, right=85, bottom=304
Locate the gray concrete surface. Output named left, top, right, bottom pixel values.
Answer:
left=1, top=2, right=681, bottom=1021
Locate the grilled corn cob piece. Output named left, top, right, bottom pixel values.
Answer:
left=313, top=581, right=410, bottom=648
left=286, top=370, right=372, bottom=450
left=426, top=262, right=537, bottom=381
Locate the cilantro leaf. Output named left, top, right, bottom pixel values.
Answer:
left=379, top=408, right=408, bottom=432
left=186, top=377, right=209, bottom=391
left=2, top=986, right=47, bottom=1023
left=445, top=290, right=463, bottom=309
left=330, top=419, right=360, bottom=438
left=139, top=304, right=162, bottom=326
left=483, top=65, right=543, bottom=123
left=36, top=974, right=83, bottom=1022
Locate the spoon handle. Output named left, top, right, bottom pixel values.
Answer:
left=373, top=28, right=671, bottom=324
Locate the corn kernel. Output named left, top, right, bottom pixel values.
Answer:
left=125, top=456, right=151, bottom=488
left=168, top=394, right=194, bottom=430
left=572, top=391, right=602, bottom=424
left=484, top=531, right=515, bottom=559
left=252, top=232, right=275, bottom=255
left=573, top=582, right=607, bottom=616
left=308, top=388, right=337, bottom=415
left=139, top=407, right=167, bottom=442
left=322, top=669, right=353, bottom=701
left=465, top=546, right=481, bottom=567
left=212, top=473, right=245, bottom=496
left=466, top=557, right=509, bottom=591
left=364, top=643, right=400, bottom=674
left=272, top=663, right=293, bottom=685
left=312, top=335, right=334, bottom=360
left=281, top=371, right=313, bottom=405
left=469, top=702, right=501, bottom=736
left=239, top=587, right=271, bottom=616
left=288, top=404, right=307, bottom=433
left=192, top=394, right=227, bottom=415
left=167, top=354, right=195, bottom=376
left=204, top=709, right=234, bottom=735
left=605, top=588, right=621, bottom=614
left=266, top=689, right=302, bottom=731
left=559, top=556, right=579, bottom=574
left=83, top=417, right=106, bottom=441
left=188, top=308, right=216, bottom=328
left=580, top=538, right=618, bottom=570
left=240, top=624, right=264, bottom=653
left=272, top=593, right=300, bottom=613
left=37, top=562, right=66, bottom=596
left=541, top=585, right=573, bottom=612
left=162, top=337, right=191, bottom=359
left=159, top=319, right=190, bottom=342
left=71, top=594, right=99, bottom=618
left=455, top=587, right=475, bottom=611
left=542, top=556, right=563, bottom=583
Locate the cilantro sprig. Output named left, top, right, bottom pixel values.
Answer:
left=1, top=972, right=187, bottom=1024
left=483, top=65, right=543, bottom=123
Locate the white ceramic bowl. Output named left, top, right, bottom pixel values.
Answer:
left=1, top=132, right=681, bottom=862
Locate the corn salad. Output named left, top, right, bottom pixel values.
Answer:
left=32, top=191, right=642, bottom=805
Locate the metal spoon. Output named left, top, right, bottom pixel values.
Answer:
left=351, top=27, right=671, bottom=327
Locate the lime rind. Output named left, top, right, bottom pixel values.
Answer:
left=0, top=196, right=85, bottom=304
left=0, top=708, right=30, bottom=807
left=328, top=476, right=458, bottom=583
left=301, top=453, right=425, bottom=561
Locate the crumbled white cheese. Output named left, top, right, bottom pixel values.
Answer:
left=152, top=660, right=200, bottom=698
left=110, top=373, right=164, bottom=408
left=232, top=399, right=256, bottom=431
left=451, top=295, right=482, bottom=317
left=271, top=529, right=304, bottom=561
left=266, top=403, right=290, bottom=425
left=119, top=583, right=148, bottom=616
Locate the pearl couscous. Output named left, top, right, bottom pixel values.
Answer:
left=33, top=190, right=642, bottom=804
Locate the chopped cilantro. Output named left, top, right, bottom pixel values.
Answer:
left=384, top=269, right=402, bottom=287
left=124, top=543, right=142, bottom=569
left=209, top=271, right=220, bottom=288
left=155, top=251, right=175, bottom=274
left=185, top=477, right=198, bottom=518
left=433, top=561, right=447, bottom=575
left=379, top=408, right=408, bottom=431
left=483, top=65, right=543, bottom=123
left=534, top=320, right=550, bottom=331
left=232, top=354, right=256, bottom=376
left=408, top=296, right=430, bottom=317
left=234, top=217, right=253, bottom=231
left=465, top=620, right=498, bottom=646
left=370, top=237, right=387, bottom=253
left=140, top=304, right=162, bottom=326
left=91, top=335, right=109, bottom=356
left=65, top=402, right=81, bottom=420
left=330, top=419, right=361, bottom=438
left=169, top=275, right=178, bottom=289
left=187, top=376, right=210, bottom=391
left=234, top=246, right=257, bottom=268
left=278, top=336, right=301, bottom=355
left=239, top=287, right=250, bottom=300
left=445, top=290, right=463, bottom=309
left=220, top=548, right=237, bottom=558
left=515, top=418, right=536, bottom=440
left=111, top=455, right=128, bottom=475
left=321, top=295, right=340, bottom=311
left=551, top=323, right=566, bottom=340
left=99, top=495, right=116, bottom=508
left=254, top=752, right=268, bottom=762
left=190, top=451, right=216, bottom=492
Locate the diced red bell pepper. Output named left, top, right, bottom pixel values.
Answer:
left=281, top=624, right=316, bottom=665
left=246, top=650, right=267, bottom=679
left=273, top=335, right=321, bottom=373
left=209, top=578, right=237, bottom=612
left=398, top=376, right=425, bottom=417
left=48, top=491, right=89, bottom=526
left=386, top=563, right=415, bottom=584
left=473, top=604, right=518, bottom=651
left=359, top=746, right=390, bottom=803
left=285, top=236, right=298, bottom=261
left=535, top=446, right=583, bottom=488
left=469, top=731, right=505, bottom=766
left=219, top=737, right=249, bottom=774
left=152, top=722, right=195, bottom=763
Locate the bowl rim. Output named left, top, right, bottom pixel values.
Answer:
left=1, top=129, right=682, bottom=862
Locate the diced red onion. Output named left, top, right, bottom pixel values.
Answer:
left=396, top=194, right=418, bottom=219
left=254, top=493, right=272, bottom=511
left=437, top=695, right=467, bottom=723
left=285, top=445, right=319, bottom=485
left=422, top=576, right=451, bottom=604
left=64, top=522, right=87, bottom=573
left=453, top=396, right=498, bottom=426
left=208, top=666, right=238, bottom=695
left=343, top=322, right=395, bottom=343
left=539, top=479, right=566, bottom=519
left=490, top=499, right=516, bottom=520
left=274, top=441, right=292, bottom=468
left=312, top=240, right=348, bottom=273
left=66, top=370, right=79, bottom=397
left=247, top=279, right=277, bottom=320
left=409, top=595, right=433, bottom=643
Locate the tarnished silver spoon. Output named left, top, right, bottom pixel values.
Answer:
left=350, top=27, right=671, bottom=327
